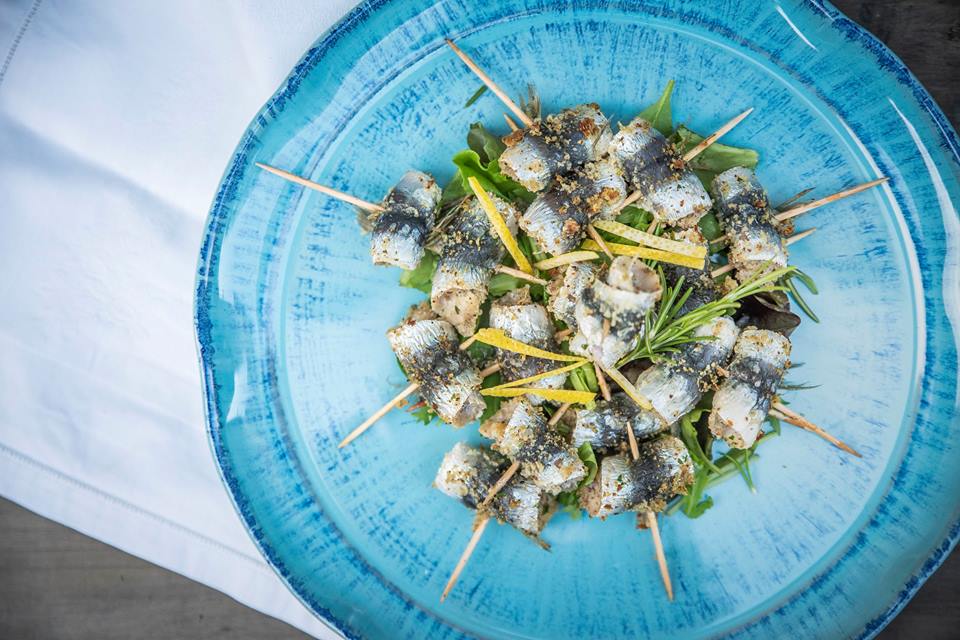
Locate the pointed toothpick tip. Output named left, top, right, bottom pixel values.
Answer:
left=441, top=516, right=490, bottom=602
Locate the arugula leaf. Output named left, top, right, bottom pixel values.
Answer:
left=466, top=340, right=495, bottom=363
left=488, top=272, right=524, bottom=297
left=680, top=467, right=714, bottom=518
left=466, top=122, right=506, bottom=164
left=616, top=205, right=655, bottom=231
left=569, top=362, right=599, bottom=393
left=479, top=369, right=504, bottom=422
left=638, top=80, right=675, bottom=135
left=556, top=490, right=582, bottom=519
left=697, top=211, right=724, bottom=241
left=410, top=405, right=438, bottom=425
left=577, top=443, right=598, bottom=487
left=673, top=125, right=759, bottom=188
left=451, top=149, right=535, bottom=206
left=398, top=251, right=437, bottom=293
left=463, top=85, right=488, bottom=108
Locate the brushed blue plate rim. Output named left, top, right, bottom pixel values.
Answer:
left=193, top=1, right=960, bottom=638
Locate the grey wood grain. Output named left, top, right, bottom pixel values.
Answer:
left=1, top=1, right=958, bottom=639
left=0, top=498, right=307, bottom=639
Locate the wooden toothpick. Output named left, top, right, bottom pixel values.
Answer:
left=445, top=39, right=534, bottom=128
left=547, top=402, right=573, bottom=426
left=770, top=403, right=861, bottom=457
left=479, top=460, right=520, bottom=508
left=496, top=265, right=548, bottom=286
left=681, top=108, right=754, bottom=163
left=785, top=227, right=816, bottom=245
left=554, top=328, right=573, bottom=342
left=646, top=512, right=674, bottom=600
left=441, top=515, right=491, bottom=602
left=594, top=361, right=612, bottom=401
left=776, top=178, right=888, bottom=222
left=338, top=382, right=419, bottom=448
left=586, top=224, right=614, bottom=260
left=255, top=163, right=385, bottom=213
left=503, top=113, right=520, bottom=132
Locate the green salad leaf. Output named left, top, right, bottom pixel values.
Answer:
left=577, top=442, right=598, bottom=487
left=466, top=122, right=506, bottom=164
left=463, top=85, right=488, bottom=108
left=398, top=251, right=437, bottom=293
left=638, top=80, right=675, bottom=135
left=479, top=369, right=504, bottom=422
left=673, top=125, right=759, bottom=188
left=451, top=149, right=535, bottom=206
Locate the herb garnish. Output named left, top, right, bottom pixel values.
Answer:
left=620, top=266, right=797, bottom=364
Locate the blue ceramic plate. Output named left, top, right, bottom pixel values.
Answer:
left=195, top=1, right=960, bottom=638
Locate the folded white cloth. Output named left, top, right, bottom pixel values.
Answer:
left=0, top=2, right=361, bottom=637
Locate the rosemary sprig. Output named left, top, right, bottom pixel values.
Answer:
left=620, top=265, right=798, bottom=365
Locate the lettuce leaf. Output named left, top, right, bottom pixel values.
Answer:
left=398, top=251, right=437, bottom=293
left=638, top=80, right=675, bottom=135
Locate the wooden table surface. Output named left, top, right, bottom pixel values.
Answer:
left=1, top=1, right=958, bottom=638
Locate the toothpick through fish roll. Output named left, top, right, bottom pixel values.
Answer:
left=634, top=316, right=739, bottom=426
left=662, top=228, right=718, bottom=315
left=608, top=117, right=712, bottom=227
left=489, top=288, right=568, bottom=404
left=371, top=171, right=441, bottom=269
left=546, top=262, right=599, bottom=331
left=480, top=398, right=586, bottom=495
left=388, top=318, right=485, bottom=427
left=571, top=394, right=666, bottom=455
left=431, top=194, right=521, bottom=336
left=569, top=256, right=662, bottom=367
left=579, top=436, right=694, bottom=519
left=711, top=167, right=788, bottom=282
left=520, top=156, right=627, bottom=255
left=498, top=104, right=612, bottom=192
left=434, top=442, right=551, bottom=535
left=709, top=328, right=791, bottom=448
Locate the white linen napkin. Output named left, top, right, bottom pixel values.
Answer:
left=0, top=2, right=361, bottom=637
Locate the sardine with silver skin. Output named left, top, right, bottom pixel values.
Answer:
left=431, top=194, right=520, bottom=336
left=370, top=170, right=441, bottom=269
left=546, top=262, right=599, bottom=331
left=711, top=167, right=788, bottom=282
left=579, top=436, right=694, bottom=519
left=520, top=156, right=627, bottom=255
left=480, top=398, right=586, bottom=495
left=662, top=228, right=718, bottom=316
left=387, top=319, right=484, bottom=427
left=608, top=117, right=712, bottom=228
left=571, top=394, right=666, bottom=455
left=634, top=316, right=740, bottom=426
left=434, top=443, right=550, bottom=535
left=709, top=328, right=791, bottom=448
left=499, top=104, right=612, bottom=192
left=569, top=257, right=662, bottom=368
left=489, top=288, right=567, bottom=404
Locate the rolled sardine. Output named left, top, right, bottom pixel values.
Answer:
left=371, top=170, right=441, bottom=269
left=571, top=394, right=666, bottom=455
left=480, top=398, right=586, bottom=495
left=546, top=262, right=599, bottom=331
left=579, top=436, right=694, bottom=518
left=709, top=328, right=791, bottom=448
left=608, top=117, right=712, bottom=227
left=499, top=104, right=612, bottom=192
left=634, top=316, right=739, bottom=426
left=711, top=167, right=788, bottom=282
left=569, top=257, right=661, bottom=367
left=387, top=319, right=484, bottom=427
left=434, top=442, right=550, bottom=535
left=520, top=156, right=627, bottom=255
left=489, top=288, right=567, bottom=404
left=431, top=194, right=520, bottom=336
